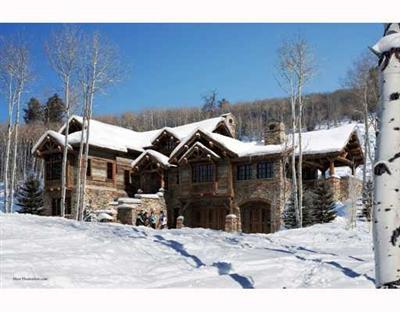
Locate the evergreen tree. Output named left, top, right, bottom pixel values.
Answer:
left=283, top=193, right=298, bottom=229
left=313, top=181, right=337, bottom=223
left=44, top=94, right=65, bottom=125
left=302, top=188, right=318, bottom=227
left=16, top=175, right=44, bottom=215
left=23, top=98, right=43, bottom=124
left=361, top=179, right=373, bottom=221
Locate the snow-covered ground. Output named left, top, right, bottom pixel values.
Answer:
left=0, top=213, right=374, bottom=288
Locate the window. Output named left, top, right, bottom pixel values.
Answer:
left=166, top=140, right=176, bottom=151
left=257, top=161, right=274, bottom=179
left=237, top=164, right=252, bottom=180
left=45, top=159, right=62, bottom=180
left=192, top=163, right=214, bottom=183
left=52, top=198, right=71, bottom=215
left=107, top=162, right=114, bottom=180
left=52, top=198, right=61, bottom=216
left=124, top=170, right=130, bottom=186
left=65, top=197, right=72, bottom=215
left=86, top=159, right=91, bottom=177
left=302, top=167, right=318, bottom=181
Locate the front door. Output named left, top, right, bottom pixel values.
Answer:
left=241, top=202, right=270, bottom=233
left=190, top=205, right=227, bottom=230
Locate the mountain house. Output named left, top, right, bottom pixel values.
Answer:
left=32, top=113, right=364, bottom=233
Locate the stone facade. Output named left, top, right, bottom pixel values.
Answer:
left=116, top=191, right=167, bottom=226
left=35, top=114, right=364, bottom=234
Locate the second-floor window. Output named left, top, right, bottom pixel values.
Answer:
left=192, top=163, right=214, bottom=183
left=257, top=161, right=274, bottom=179
left=107, top=162, right=114, bottom=180
left=46, top=160, right=62, bottom=180
left=237, top=164, right=252, bottom=180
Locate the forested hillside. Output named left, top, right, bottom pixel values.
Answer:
left=95, top=88, right=368, bottom=141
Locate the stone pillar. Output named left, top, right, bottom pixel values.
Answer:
left=176, top=216, right=184, bottom=229
left=327, top=176, right=341, bottom=201
left=225, top=214, right=238, bottom=232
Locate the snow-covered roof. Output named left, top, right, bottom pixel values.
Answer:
left=179, top=141, right=221, bottom=162
left=31, top=130, right=72, bottom=154
left=291, top=124, right=359, bottom=156
left=131, top=149, right=175, bottom=168
left=170, top=128, right=285, bottom=159
left=53, top=114, right=230, bottom=153
left=62, top=115, right=159, bottom=153
left=149, top=116, right=230, bottom=144
left=372, top=32, right=400, bottom=54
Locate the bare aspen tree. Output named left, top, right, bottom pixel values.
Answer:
left=276, top=41, right=300, bottom=226
left=46, top=25, right=81, bottom=217
left=0, top=41, right=16, bottom=213
left=9, top=40, right=31, bottom=213
left=75, top=32, right=122, bottom=220
left=371, top=23, right=400, bottom=288
left=276, top=37, right=316, bottom=227
left=344, top=53, right=379, bottom=201
left=0, top=37, right=30, bottom=213
left=291, top=38, right=316, bottom=227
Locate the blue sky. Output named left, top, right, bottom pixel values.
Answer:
left=0, top=23, right=382, bottom=122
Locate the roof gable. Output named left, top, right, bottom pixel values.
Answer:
left=178, top=142, right=221, bottom=165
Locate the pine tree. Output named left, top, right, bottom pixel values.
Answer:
left=283, top=193, right=298, bottom=229
left=313, top=181, right=337, bottom=223
left=16, top=175, right=44, bottom=215
left=44, top=94, right=65, bottom=125
left=362, top=179, right=373, bottom=221
left=302, top=188, right=318, bottom=227
left=23, top=98, right=43, bottom=124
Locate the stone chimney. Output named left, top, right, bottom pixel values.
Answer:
left=264, top=121, right=286, bottom=145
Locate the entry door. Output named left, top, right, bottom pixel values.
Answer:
left=192, top=206, right=226, bottom=230
left=242, top=206, right=269, bottom=233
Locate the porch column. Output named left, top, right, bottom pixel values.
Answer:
left=160, top=170, right=165, bottom=189
left=329, top=160, right=336, bottom=176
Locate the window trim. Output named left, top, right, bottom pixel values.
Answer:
left=106, top=162, right=114, bottom=180
left=237, top=164, right=253, bottom=181
left=191, top=162, right=215, bottom=183
left=257, top=161, right=274, bottom=179
left=45, top=159, right=62, bottom=181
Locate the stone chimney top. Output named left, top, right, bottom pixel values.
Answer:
left=264, top=121, right=286, bottom=145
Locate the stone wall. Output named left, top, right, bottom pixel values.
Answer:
left=117, top=190, right=167, bottom=226
left=233, top=159, right=287, bottom=233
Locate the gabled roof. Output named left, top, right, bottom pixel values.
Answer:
left=131, top=149, right=175, bottom=169
left=178, top=141, right=221, bottom=164
left=31, top=130, right=72, bottom=154
left=149, top=115, right=233, bottom=146
left=170, top=128, right=285, bottom=160
left=52, top=114, right=232, bottom=154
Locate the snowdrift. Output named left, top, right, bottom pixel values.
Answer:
left=0, top=214, right=374, bottom=288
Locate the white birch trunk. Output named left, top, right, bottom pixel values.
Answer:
left=60, top=79, right=70, bottom=217
left=3, top=74, right=15, bottom=213
left=372, top=23, right=400, bottom=288
left=290, top=95, right=300, bottom=226
left=74, top=110, right=86, bottom=220
left=297, top=85, right=304, bottom=228
left=9, top=89, right=22, bottom=213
